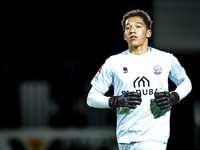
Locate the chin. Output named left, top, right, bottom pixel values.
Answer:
left=131, top=44, right=140, bottom=49
left=129, top=41, right=139, bottom=47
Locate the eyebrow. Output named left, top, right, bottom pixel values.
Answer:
left=136, top=22, right=144, bottom=25
left=125, top=22, right=144, bottom=26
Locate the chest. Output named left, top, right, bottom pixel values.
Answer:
left=112, top=56, right=171, bottom=88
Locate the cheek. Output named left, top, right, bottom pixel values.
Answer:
left=138, top=30, right=147, bottom=39
left=124, top=33, right=129, bottom=40
left=124, top=32, right=129, bottom=37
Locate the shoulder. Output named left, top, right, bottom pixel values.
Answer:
left=151, top=47, right=176, bottom=61
left=105, top=50, right=129, bottom=64
left=151, top=47, right=172, bottom=57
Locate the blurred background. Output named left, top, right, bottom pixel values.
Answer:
left=1, top=0, right=200, bottom=150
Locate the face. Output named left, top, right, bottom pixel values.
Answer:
left=123, top=16, right=151, bottom=48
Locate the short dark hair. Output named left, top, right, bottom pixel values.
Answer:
left=121, top=9, right=153, bottom=31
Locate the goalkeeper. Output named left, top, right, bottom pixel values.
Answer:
left=87, top=9, right=192, bottom=150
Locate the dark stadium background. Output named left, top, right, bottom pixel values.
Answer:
left=1, top=1, right=200, bottom=150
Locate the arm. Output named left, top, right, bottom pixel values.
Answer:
left=87, top=58, right=113, bottom=109
left=169, top=55, right=192, bottom=100
left=87, top=86, right=110, bottom=109
left=87, top=86, right=142, bottom=109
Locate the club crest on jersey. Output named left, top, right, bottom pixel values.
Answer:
left=123, top=67, right=128, bottom=73
left=153, top=65, right=162, bottom=75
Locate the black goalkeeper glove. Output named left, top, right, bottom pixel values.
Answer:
left=109, top=92, right=142, bottom=109
left=154, top=91, right=180, bottom=110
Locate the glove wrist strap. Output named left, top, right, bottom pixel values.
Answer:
left=109, top=96, right=120, bottom=108
left=170, top=91, right=180, bottom=105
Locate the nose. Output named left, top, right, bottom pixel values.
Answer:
left=130, top=27, right=136, bottom=34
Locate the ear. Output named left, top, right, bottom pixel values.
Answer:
left=123, top=33, right=127, bottom=41
left=146, top=30, right=152, bottom=38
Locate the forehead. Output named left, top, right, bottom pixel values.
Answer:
left=125, top=16, right=145, bottom=26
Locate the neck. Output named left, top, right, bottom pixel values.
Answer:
left=129, top=42, right=149, bottom=55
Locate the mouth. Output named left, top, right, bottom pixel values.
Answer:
left=130, top=35, right=137, bottom=40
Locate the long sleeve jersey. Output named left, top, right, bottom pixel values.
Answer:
left=87, top=47, right=192, bottom=144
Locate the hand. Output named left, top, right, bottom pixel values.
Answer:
left=109, top=92, right=142, bottom=109
left=154, top=91, right=180, bottom=110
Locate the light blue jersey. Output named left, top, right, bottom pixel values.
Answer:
left=88, top=47, right=192, bottom=144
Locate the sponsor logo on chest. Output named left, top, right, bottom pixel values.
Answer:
left=121, top=64, right=163, bottom=95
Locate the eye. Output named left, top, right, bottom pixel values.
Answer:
left=125, top=27, right=130, bottom=30
left=136, top=26, right=142, bottom=28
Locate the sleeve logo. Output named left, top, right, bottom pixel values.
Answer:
left=97, top=66, right=102, bottom=75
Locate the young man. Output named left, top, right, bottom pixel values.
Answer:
left=87, top=9, right=192, bottom=150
